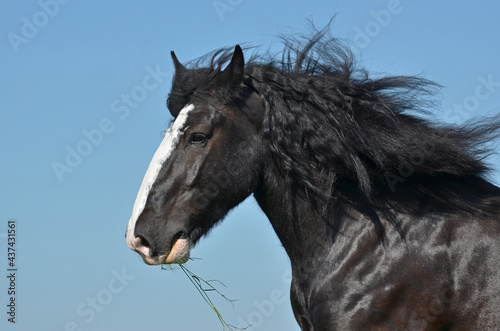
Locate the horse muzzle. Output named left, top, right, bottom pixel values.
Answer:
left=127, top=235, right=191, bottom=265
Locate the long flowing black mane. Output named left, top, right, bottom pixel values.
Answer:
left=168, top=26, right=500, bottom=242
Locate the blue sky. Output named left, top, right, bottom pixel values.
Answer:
left=1, top=1, right=499, bottom=330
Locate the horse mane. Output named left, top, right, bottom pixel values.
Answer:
left=168, top=25, right=500, bottom=241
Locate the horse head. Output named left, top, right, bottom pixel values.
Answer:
left=125, top=46, right=265, bottom=265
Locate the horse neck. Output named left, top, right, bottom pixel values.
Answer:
left=253, top=167, right=339, bottom=270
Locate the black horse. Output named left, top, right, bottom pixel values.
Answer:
left=126, top=29, right=500, bottom=330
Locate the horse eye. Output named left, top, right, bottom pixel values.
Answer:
left=190, top=133, right=207, bottom=146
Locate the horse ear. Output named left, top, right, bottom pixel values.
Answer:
left=217, top=45, right=244, bottom=91
left=171, top=51, right=186, bottom=73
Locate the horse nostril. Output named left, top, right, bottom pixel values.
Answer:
left=137, top=235, right=150, bottom=248
left=133, top=235, right=153, bottom=257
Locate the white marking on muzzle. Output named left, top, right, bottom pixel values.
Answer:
left=126, top=104, right=195, bottom=250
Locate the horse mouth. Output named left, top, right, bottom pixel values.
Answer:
left=163, top=232, right=191, bottom=264
left=129, top=232, right=191, bottom=265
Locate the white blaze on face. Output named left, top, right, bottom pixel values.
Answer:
left=126, top=104, right=195, bottom=249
